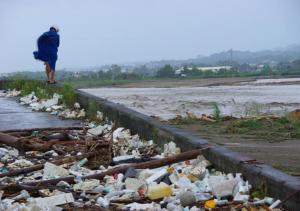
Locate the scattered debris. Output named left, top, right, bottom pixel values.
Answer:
left=74, top=102, right=81, bottom=109
left=5, top=89, right=21, bottom=97
left=87, top=125, right=106, bottom=136
left=43, top=162, right=69, bottom=179
left=0, top=89, right=286, bottom=210
left=288, top=109, right=300, bottom=121
left=33, top=193, right=75, bottom=209
left=96, top=111, right=104, bottom=121
left=4, top=91, right=87, bottom=120
left=147, top=182, right=173, bottom=200
left=0, top=125, right=284, bottom=210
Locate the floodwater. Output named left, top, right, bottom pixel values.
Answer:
left=246, top=77, right=300, bottom=84
left=82, top=78, right=300, bottom=120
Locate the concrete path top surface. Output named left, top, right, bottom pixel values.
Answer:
left=0, top=96, right=81, bottom=131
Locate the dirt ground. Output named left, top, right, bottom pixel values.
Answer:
left=167, top=118, right=300, bottom=175
left=117, top=77, right=256, bottom=88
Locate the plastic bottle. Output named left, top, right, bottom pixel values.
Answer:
left=269, top=199, right=281, bottom=209
left=146, top=168, right=168, bottom=184
left=116, top=173, right=124, bottom=190
left=71, top=158, right=88, bottom=171
left=147, top=182, right=173, bottom=200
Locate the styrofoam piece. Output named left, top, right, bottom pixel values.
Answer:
left=33, top=193, right=74, bottom=208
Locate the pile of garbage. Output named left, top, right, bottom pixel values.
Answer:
left=3, top=90, right=87, bottom=120
left=0, top=89, right=284, bottom=210
left=0, top=126, right=283, bottom=210
left=1, top=89, right=21, bottom=97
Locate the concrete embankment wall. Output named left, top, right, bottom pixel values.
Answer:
left=0, top=81, right=299, bottom=209
left=75, top=89, right=300, bottom=210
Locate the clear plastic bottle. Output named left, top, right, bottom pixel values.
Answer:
left=147, top=182, right=172, bottom=200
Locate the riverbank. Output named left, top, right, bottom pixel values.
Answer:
left=82, top=77, right=300, bottom=176
left=167, top=115, right=300, bottom=175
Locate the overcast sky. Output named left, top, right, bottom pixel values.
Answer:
left=0, top=0, right=299, bottom=72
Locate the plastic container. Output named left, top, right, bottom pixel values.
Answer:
left=146, top=168, right=168, bottom=184
left=204, top=199, right=216, bottom=209
left=269, top=199, right=281, bottom=209
left=71, top=158, right=88, bottom=171
left=147, top=182, right=172, bottom=200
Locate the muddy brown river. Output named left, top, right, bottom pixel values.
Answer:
left=82, top=78, right=300, bottom=120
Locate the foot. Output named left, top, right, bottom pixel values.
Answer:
left=49, top=81, right=57, bottom=84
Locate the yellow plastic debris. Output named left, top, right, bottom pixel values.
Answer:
left=204, top=199, right=216, bottom=209
left=147, top=182, right=173, bottom=200
left=187, top=174, right=199, bottom=182
left=166, top=167, right=174, bottom=174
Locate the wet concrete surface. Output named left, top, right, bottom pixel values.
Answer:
left=0, top=97, right=81, bottom=131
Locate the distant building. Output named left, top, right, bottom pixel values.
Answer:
left=175, top=66, right=232, bottom=75
left=196, top=66, right=232, bottom=72
left=73, top=72, right=80, bottom=78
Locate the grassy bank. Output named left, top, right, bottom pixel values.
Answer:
left=3, top=79, right=115, bottom=122
left=168, top=115, right=300, bottom=174
left=169, top=115, right=300, bottom=141
left=64, top=79, right=137, bottom=89
left=6, top=79, right=77, bottom=107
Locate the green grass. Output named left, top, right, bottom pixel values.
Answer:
left=86, top=99, right=99, bottom=122
left=237, top=119, right=262, bottom=128
left=243, top=102, right=265, bottom=116
left=6, top=79, right=77, bottom=107
left=272, top=164, right=300, bottom=175
left=59, top=84, right=77, bottom=107
left=168, top=115, right=198, bottom=125
left=288, top=121, right=300, bottom=138
left=5, top=79, right=114, bottom=125
left=251, top=181, right=268, bottom=199
left=225, top=117, right=300, bottom=139
left=227, top=119, right=262, bottom=133
left=64, top=79, right=137, bottom=89
left=212, top=102, right=221, bottom=120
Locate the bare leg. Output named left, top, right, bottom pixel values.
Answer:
left=45, top=63, right=51, bottom=81
left=49, top=70, right=55, bottom=83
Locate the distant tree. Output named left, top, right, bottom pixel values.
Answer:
left=238, top=63, right=253, bottom=72
left=133, top=65, right=152, bottom=77
left=107, top=64, right=122, bottom=80
left=156, top=65, right=175, bottom=78
left=260, top=65, right=273, bottom=75
left=110, top=64, right=122, bottom=75
left=203, top=70, right=214, bottom=77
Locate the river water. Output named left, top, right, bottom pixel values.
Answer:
left=82, top=78, right=300, bottom=120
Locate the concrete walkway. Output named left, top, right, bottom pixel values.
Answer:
left=0, top=96, right=81, bottom=131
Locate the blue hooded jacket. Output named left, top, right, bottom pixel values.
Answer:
left=33, top=30, right=60, bottom=62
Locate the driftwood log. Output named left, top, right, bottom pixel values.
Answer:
left=0, top=132, right=109, bottom=153
left=0, top=132, right=59, bottom=152
left=0, top=151, right=99, bottom=178
left=0, top=148, right=208, bottom=191
left=0, top=126, right=84, bottom=133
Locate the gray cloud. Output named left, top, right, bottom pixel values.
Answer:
left=0, top=0, right=299, bottom=72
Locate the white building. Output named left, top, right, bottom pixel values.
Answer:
left=175, top=66, right=232, bottom=75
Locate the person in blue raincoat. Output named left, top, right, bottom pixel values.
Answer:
left=33, top=26, right=60, bottom=84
